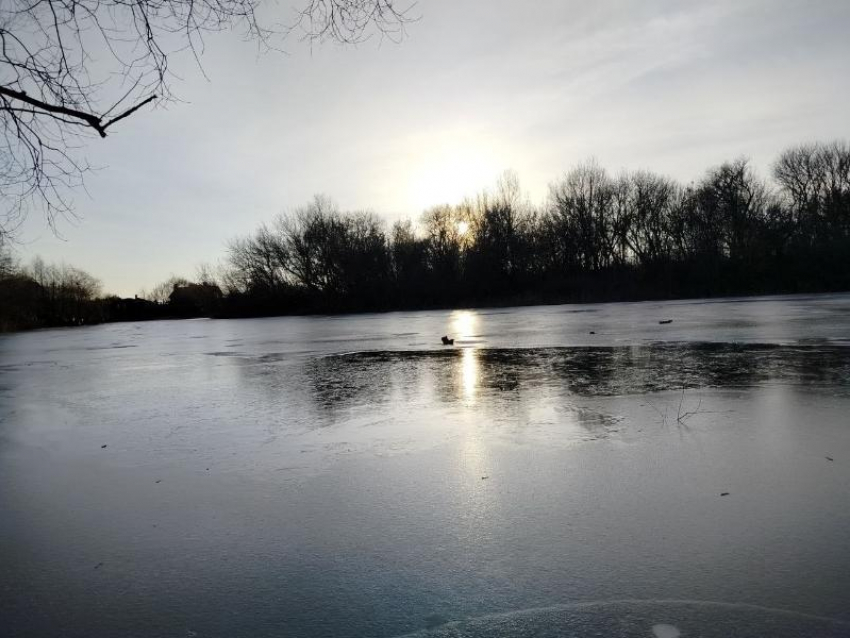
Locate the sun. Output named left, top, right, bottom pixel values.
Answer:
left=404, top=133, right=502, bottom=212
left=457, top=221, right=470, bottom=236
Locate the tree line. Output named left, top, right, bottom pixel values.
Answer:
left=1, top=140, right=848, bottom=331
left=0, top=253, right=107, bottom=331
left=0, top=252, right=221, bottom=330
left=220, top=140, right=850, bottom=315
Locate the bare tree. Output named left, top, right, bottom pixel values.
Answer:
left=774, top=141, right=850, bottom=243
left=0, top=0, right=413, bottom=234
left=149, top=275, right=190, bottom=304
left=25, top=256, right=102, bottom=322
left=0, top=234, right=15, bottom=276
left=467, top=171, right=537, bottom=284
left=613, top=170, right=679, bottom=266
left=548, top=161, right=616, bottom=271
left=227, top=223, right=288, bottom=293
left=421, top=204, right=465, bottom=283
left=697, top=159, right=772, bottom=261
left=293, top=0, right=412, bottom=43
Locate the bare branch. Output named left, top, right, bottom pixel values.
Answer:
left=0, top=0, right=414, bottom=237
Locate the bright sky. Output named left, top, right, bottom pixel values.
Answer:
left=15, top=0, right=850, bottom=296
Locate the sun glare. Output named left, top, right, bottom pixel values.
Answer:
left=451, top=310, right=478, bottom=341
left=405, top=137, right=501, bottom=211
left=457, top=221, right=470, bottom=236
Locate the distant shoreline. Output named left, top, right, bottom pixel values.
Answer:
left=4, top=286, right=848, bottom=335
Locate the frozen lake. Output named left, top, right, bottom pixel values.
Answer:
left=1, top=294, right=849, bottom=637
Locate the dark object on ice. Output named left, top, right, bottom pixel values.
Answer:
left=94, top=562, right=104, bottom=570
left=441, top=335, right=454, bottom=345
left=659, top=319, right=673, bottom=324
left=155, top=479, right=162, bottom=484
left=101, top=444, right=107, bottom=449
left=720, top=492, right=730, bottom=496
left=481, top=475, right=489, bottom=480
left=589, top=331, right=596, bottom=334
left=826, top=456, right=834, bottom=461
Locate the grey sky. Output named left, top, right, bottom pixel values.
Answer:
left=16, top=0, right=850, bottom=296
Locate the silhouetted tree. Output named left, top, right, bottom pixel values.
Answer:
left=774, top=141, right=850, bottom=245
left=149, top=276, right=191, bottom=304
left=421, top=204, right=464, bottom=297
left=466, top=172, right=537, bottom=295
left=390, top=219, right=430, bottom=304
left=697, top=159, right=772, bottom=262
left=0, top=0, right=413, bottom=233
left=169, top=282, right=223, bottom=316
left=0, top=237, right=14, bottom=277
left=614, top=171, right=679, bottom=266
left=226, top=226, right=287, bottom=295
left=548, top=161, right=617, bottom=272
left=21, top=257, right=102, bottom=325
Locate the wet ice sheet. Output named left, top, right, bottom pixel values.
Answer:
left=398, top=601, right=848, bottom=637
left=4, top=382, right=849, bottom=638
left=0, top=292, right=848, bottom=368
left=313, top=343, right=850, bottom=400
left=3, top=342, right=848, bottom=477
left=1, top=294, right=850, bottom=638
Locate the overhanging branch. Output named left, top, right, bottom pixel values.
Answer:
left=0, top=85, right=156, bottom=137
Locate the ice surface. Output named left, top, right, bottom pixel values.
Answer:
left=396, top=602, right=847, bottom=637
left=652, top=622, right=681, bottom=638
left=1, top=294, right=849, bottom=637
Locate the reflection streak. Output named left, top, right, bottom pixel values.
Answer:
left=461, top=347, right=479, bottom=402
left=451, top=310, right=479, bottom=343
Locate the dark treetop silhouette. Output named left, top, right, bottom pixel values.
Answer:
left=1, top=140, right=848, bottom=331
left=217, top=143, right=850, bottom=317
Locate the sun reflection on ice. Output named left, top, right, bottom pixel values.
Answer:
left=450, top=310, right=478, bottom=343
left=461, top=347, right=479, bottom=401
left=449, top=310, right=481, bottom=401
